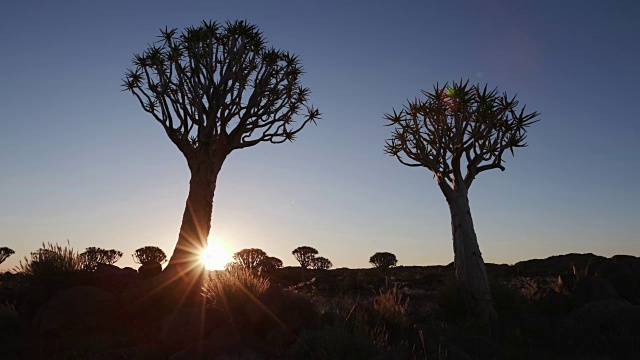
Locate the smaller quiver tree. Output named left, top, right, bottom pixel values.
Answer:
left=80, top=247, right=123, bottom=271
left=310, top=256, right=332, bottom=270
left=133, top=246, right=168, bottom=265
left=258, top=256, right=283, bottom=273
left=0, top=247, right=15, bottom=265
left=292, top=246, right=318, bottom=269
left=232, top=248, right=267, bottom=270
left=370, top=252, right=398, bottom=270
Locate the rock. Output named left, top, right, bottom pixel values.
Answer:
left=159, top=306, right=223, bottom=351
left=94, top=263, right=138, bottom=295
left=454, top=335, right=504, bottom=360
left=33, top=286, right=129, bottom=350
left=571, top=276, right=619, bottom=308
left=138, top=261, right=162, bottom=278
left=534, top=287, right=570, bottom=314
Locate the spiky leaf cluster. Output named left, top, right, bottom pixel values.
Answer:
left=123, top=20, right=320, bottom=156
left=132, top=246, right=167, bottom=265
left=385, top=80, right=539, bottom=192
left=80, top=247, right=123, bottom=271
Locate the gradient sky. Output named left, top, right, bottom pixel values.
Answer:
left=1, top=0, right=638, bottom=271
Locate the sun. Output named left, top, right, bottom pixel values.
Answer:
left=200, top=240, right=233, bottom=271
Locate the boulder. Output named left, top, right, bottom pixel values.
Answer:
left=94, top=263, right=138, bottom=295
left=33, top=286, right=129, bottom=350
left=138, top=261, right=162, bottom=278
left=159, top=306, right=223, bottom=351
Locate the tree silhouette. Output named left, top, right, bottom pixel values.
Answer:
left=133, top=246, right=168, bottom=265
left=0, top=247, right=15, bottom=265
left=292, top=246, right=318, bottom=269
left=385, top=80, right=539, bottom=320
left=80, top=247, right=123, bottom=271
left=369, top=252, right=397, bottom=270
left=310, top=256, right=332, bottom=270
left=123, top=20, right=320, bottom=299
left=232, top=248, right=267, bottom=270
left=258, top=256, right=283, bottom=272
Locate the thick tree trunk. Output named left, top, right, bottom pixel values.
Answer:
left=161, top=152, right=226, bottom=306
left=446, top=191, right=498, bottom=320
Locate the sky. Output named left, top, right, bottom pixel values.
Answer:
left=1, top=0, right=638, bottom=271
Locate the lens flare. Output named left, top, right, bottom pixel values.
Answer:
left=200, top=240, right=233, bottom=270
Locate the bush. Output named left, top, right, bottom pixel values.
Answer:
left=132, top=246, right=167, bottom=265
left=558, top=300, right=640, bottom=358
left=258, top=256, right=283, bottom=272
left=79, top=247, right=123, bottom=271
left=435, top=279, right=467, bottom=320
left=373, top=285, right=409, bottom=328
left=369, top=252, right=398, bottom=270
left=15, top=242, right=84, bottom=280
left=287, top=324, right=378, bottom=360
left=202, top=268, right=270, bottom=310
left=232, top=248, right=267, bottom=270
left=310, top=256, right=333, bottom=270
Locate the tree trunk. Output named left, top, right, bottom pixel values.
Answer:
left=161, top=152, right=226, bottom=306
left=446, top=191, right=498, bottom=320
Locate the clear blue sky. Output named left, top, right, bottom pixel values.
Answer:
left=1, top=0, right=638, bottom=271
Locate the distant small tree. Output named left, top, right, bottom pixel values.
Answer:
left=80, top=247, right=123, bottom=271
left=292, top=246, right=318, bottom=269
left=310, top=257, right=332, bottom=270
left=233, top=248, right=267, bottom=270
left=133, top=246, right=167, bottom=265
left=0, top=247, right=15, bottom=265
left=370, top=252, right=398, bottom=270
left=258, top=256, right=283, bottom=272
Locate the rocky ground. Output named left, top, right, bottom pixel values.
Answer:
left=0, top=253, right=639, bottom=359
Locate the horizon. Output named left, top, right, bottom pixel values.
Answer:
left=1, top=0, right=639, bottom=271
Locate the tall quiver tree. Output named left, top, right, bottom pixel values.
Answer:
left=385, top=80, right=539, bottom=320
left=123, top=20, right=320, bottom=300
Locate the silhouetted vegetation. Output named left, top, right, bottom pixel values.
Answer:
left=202, top=267, right=270, bottom=310
left=369, top=252, right=397, bottom=269
left=310, top=256, right=333, bottom=270
left=0, top=247, right=14, bottom=265
left=232, top=248, right=267, bottom=270
left=15, top=241, right=84, bottom=280
left=258, top=256, right=283, bottom=272
left=79, top=247, right=123, bottom=271
left=292, top=246, right=318, bottom=269
left=132, top=246, right=167, bottom=265
left=385, top=80, right=540, bottom=320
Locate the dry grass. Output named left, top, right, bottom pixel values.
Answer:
left=15, top=241, right=83, bottom=279
left=202, top=268, right=270, bottom=310
left=374, top=285, right=409, bottom=327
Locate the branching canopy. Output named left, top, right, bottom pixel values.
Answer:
left=123, top=20, right=320, bottom=158
left=233, top=248, right=267, bottom=270
left=385, top=80, right=539, bottom=193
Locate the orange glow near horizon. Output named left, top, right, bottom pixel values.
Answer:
left=200, top=239, right=234, bottom=270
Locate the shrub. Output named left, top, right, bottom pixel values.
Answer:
left=258, top=256, right=283, bottom=272
left=232, top=248, right=267, bottom=270
left=435, top=279, right=467, bottom=320
left=374, top=285, right=409, bottom=328
left=369, top=252, right=398, bottom=270
left=0, top=247, right=15, bottom=265
left=79, top=247, right=123, bottom=271
left=292, top=246, right=318, bottom=269
left=288, top=324, right=378, bottom=360
left=15, top=242, right=84, bottom=280
left=202, top=268, right=270, bottom=310
left=132, top=246, right=167, bottom=265
left=310, top=256, right=332, bottom=270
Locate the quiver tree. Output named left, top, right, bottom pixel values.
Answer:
left=370, top=252, right=398, bottom=270
left=232, top=248, right=267, bottom=270
left=0, top=247, right=15, bottom=265
left=310, top=256, right=332, bottom=270
left=292, top=246, right=318, bottom=269
left=80, top=247, right=123, bottom=271
left=385, top=80, right=539, bottom=320
left=123, top=20, right=320, bottom=298
left=258, top=256, right=283, bottom=272
left=133, top=246, right=168, bottom=265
